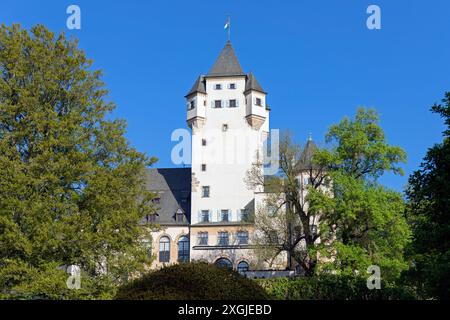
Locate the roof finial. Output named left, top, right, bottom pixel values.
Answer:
left=308, top=132, right=313, bottom=141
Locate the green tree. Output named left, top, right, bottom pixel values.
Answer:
left=247, top=109, right=410, bottom=281
left=406, top=92, right=450, bottom=299
left=311, top=108, right=410, bottom=282
left=0, top=24, right=155, bottom=299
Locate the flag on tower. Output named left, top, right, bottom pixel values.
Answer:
left=224, top=17, right=230, bottom=30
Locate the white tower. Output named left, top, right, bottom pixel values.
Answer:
left=186, top=42, right=270, bottom=264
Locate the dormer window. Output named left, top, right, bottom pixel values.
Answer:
left=176, top=211, right=184, bottom=223
left=229, top=83, right=236, bottom=89
left=255, top=98, right=262, bottom=106
left=215, top=84, right=222, bottom=90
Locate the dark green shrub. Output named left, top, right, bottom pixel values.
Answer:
left=115, top=262, right=269, bottom=300
left=258, top=275, right=417, bottom=300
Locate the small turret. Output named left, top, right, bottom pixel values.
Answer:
left=244, top=72, right=269, bottom=130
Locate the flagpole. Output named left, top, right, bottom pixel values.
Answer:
left=228, top=16, right=231, bottom=42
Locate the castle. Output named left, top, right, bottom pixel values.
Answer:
left=144, top=41, right=316, bottom=275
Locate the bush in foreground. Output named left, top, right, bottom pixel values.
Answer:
left=258, top=275, right=417, bottom=300
left=115, top=262, right=269, bottom=300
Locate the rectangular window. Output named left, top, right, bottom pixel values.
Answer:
left=218, top=232, right=229, bottom=246
left=198, top=232, right=208, bottom=245
left=214, top=100, right=222, bottom=108
left=240, top=209, right=249, bottom=222
left=229, top=83, right=236, bottom=89
left=221, top=210, right=230, bottom=222
left=201, top=210, right=210, bottom=222
left=202, top=186, right=210, bottom=198
left=237, top=231, right=249, bottom=245
left=222, top=124, right=228, bottom=132
left=178, top=237, right=189, bottom=262
left=229, top=99, right=237, bottom=108
left=268, top=205, right=277, bottom=216
left=189, top=100, right=196, bottom=109
left=201, top=164, right=207, bottom=172
left=147, top=214, right=157, bottom=223
left=215, top=84, right=222, bottom=90
left=202, top=139, right=207, bottom=146
left=159, top=238, right=170, bottom=263
left=255, top=98, right=262, bottom=106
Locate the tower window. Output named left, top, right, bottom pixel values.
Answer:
left=221, top=210, right=230, bottom=222
left=240, top=209, right=250, bottom=222
left=202, top=139, right=207, bottom=146
left=201, top=164, right=207, bottom=172
left=215, top=84, right=222, bottom=90
left=229, top=83, right=236, bottom=89
left=201, top=210, right=210, bottom=223
left=214, top=100, right=222, bottom=108
left=222, top=124, right=228, bottom=132
left=189, top=100, right=196, bottom=109
left=255, top=98, right=262, bottom=106
left=202, top=186, right=210, bottom=198
left=229, top=99, right=237, bottom=108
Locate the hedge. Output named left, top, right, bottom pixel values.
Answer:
left=257, top=275, right=418, bottom=300
left=115, top=262, right=269, bottom=300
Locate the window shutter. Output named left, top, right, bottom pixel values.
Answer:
left=208, top=211, right=212, bottom=222
left=197, top=210, right=201, bottom=223
left=236, top=100, right=240, bottom=107
left=227, top=83, right=230, bottom=89
left=225, top=100, right=229, bottom=108
left=237, top=209, right=241, bottom=222
left=253, top=97, right=257, bottom=105
left=211, top=101, right=214, bottom=108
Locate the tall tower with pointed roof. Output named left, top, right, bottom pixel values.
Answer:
left=186, top=42, right=270, bottom=266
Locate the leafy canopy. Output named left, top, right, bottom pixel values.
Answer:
left=0, top=24, right=156, bottom=299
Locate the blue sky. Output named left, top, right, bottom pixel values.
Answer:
left=2, top=0, right=449, bottom=192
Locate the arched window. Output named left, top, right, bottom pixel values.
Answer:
left=237, top=261, right=249, bottom=274
left=178, top=236, right=190, bottom=263
left=215, top=258, right=232, bottom=270
left=159, top=236, right=170, bottom=263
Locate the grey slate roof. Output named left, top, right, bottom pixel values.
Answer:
left=296, top=138, right=319, bottom=171
left=207, top=41, right=246, bottom=77
left=245, top=72, right=266, bottom=94
left=185, top=75, right=206, bottom=97
left=144, top=168, right=191, bottom=226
